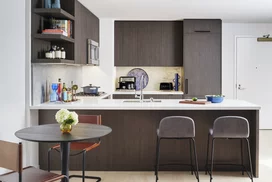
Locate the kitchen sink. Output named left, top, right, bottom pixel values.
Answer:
left=123, top=99, right=162, bottom=103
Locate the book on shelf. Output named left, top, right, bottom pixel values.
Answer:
left=42, top=29, right=68, bottom=36
left=50, top=19, right=73, bottom=37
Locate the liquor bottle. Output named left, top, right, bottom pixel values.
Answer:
left=57, top=78, right=62, bottom=101
left=55, top=47, right=61, bottom=59
left=62, top=83, right=68, bottom=102
left=61, top=47, right=66, bottom=59
left=67, top=81, right=73, bottom=102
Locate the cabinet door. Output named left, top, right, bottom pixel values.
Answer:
left=137, top=22, right=162, bottom=66
left=118, top=22, right=138, bottom=66
left=74, top=0, right=81, bottom=64
left=161, top=21, right=183, bottom=66
left=183, top=33, right=221, bottom=98
left=80, top=6, right=88, bottom=64
left=114, top=22, right=124, bottom=66
left=91, top=13, right=99, bottom=43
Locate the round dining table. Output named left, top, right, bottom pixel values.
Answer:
left=15, top=123, right=112, bottom=182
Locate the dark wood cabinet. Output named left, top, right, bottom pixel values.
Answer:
left=74, top=0, right=99, bottom=64
left=114, top=21, right=183, bottom=66
left=161, top=21, right=183, bottom=66
left=115, top=22, right=138, bottom=66
left=183, top=19, right=222, bottom=98
left=137, top=22, right=162, bottom=66
left=183, top=19, right=221, bottom=34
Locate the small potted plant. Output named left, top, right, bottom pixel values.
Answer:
left=55, top=109, right=79, bottom=133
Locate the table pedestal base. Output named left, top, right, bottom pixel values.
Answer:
left=61, top=142, right=70, bottom=182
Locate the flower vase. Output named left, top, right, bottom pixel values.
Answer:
left=52, top=0, right=61, bottom=9
left=60, top=124, right=72, bottom=133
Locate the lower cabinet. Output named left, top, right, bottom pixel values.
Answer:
left=112, top=94, right=182, bottom=99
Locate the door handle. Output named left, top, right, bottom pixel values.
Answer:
left=238, top=84, right=246, bottom=90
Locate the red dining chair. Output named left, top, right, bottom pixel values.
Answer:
left=48, top=115, right=102, bottom=182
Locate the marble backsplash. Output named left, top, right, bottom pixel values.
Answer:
left=32, top=64, right=82, bottom=105
left=115, top=67, right=184, bottom=91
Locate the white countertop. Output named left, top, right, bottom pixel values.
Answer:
left=113, top=90, right=184, bottom=95
left=30, top=99, right=260, bottom=110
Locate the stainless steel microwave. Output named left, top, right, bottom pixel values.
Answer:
left=87, top=39, right=99, bottom=65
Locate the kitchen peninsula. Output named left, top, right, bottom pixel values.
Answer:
left=31, top=99, right=260, bottom=177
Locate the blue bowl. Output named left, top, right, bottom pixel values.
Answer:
left=206, top=95, right=224, bottom=103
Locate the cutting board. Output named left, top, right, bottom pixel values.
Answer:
left=179, top=100, right=211, bottom=105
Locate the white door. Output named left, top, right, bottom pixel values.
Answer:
left=236, top=37, right=272, bottom=129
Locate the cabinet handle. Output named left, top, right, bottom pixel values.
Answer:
left=194, top=30, right=211, bottom=33
left=185, top=79, right=188, bottom=94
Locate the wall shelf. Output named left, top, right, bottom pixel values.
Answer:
left=257, top=37, right=272, bottom=42
left=33, top=34, right=75, bottom=43
left=34, top=8, right=75, bottom=20
left=32, top=59, right=75, bottom=64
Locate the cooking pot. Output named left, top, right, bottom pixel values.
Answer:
left=82, top=84, right=100, bottom=94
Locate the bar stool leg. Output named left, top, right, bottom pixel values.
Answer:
left=205, top=133, right=210, bottom=175
left=246, top=139, right=254, bottom=182
left=155, top=137, right=161, bottom=182
left=192, top=138, right=199, bottom=182
left=241, top=139, right=244, bottom=175
left=189, top=139, right=193, bottom=175
left=210, top=138, right=215, bottom=182
left=82, top=151, right=86, bottom=182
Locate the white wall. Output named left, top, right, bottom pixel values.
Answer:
left=0, top=0, right=28, bottom=173
left=82, top=19, right=115, bottom=93
left=222, top=23, right=272, bottom=99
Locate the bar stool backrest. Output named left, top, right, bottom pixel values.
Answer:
left=158, top=116, right=195, bottom=138
left=213, top=116, right=249, bottom=138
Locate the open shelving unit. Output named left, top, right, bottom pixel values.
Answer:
left=31, top=0, right=76, bottom=64
left=34, top=8, right=75, bottom=20
left=33, top=34, right=75, bottom=43
left=32, top=59, right=75, bottom=64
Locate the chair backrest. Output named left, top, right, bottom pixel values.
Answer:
left=213, top=116, right=250, bottom=138
left=78, top=115, right=102, bottom=125
left=158, top=116, right=195, bottom=138
left=0, top=140, right=22, bottom=173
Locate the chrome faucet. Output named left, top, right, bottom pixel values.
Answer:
left=135, top=75, right=144, bottom=102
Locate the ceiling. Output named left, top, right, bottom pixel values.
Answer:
left=79, top=0, right=272, bottom=23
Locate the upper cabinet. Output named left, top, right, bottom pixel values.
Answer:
left=114, top=21, right=183, bottom=66
left=183, top=19, right=221, bottom=34
left=74, top=0, right=99, bottom=64
left=31, top=0, right=99, bottom=65
left=183, top=19, right=222, bottom=98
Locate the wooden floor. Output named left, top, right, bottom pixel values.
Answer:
left=58, top=130, right=272, bottom=182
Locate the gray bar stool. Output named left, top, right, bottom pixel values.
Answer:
left=205, top=116, right=254, bottom=182
left=155, top=116, right=199, bottom=182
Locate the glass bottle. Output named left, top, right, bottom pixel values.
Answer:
left=61, top=47, right=66, bottom=59
left=57, top=78, right=62, bottom=101
left=44, top=0, right=51, bottom=8
left=62, top=83, right=67, bottom=102
left=55, top=47, right=61, bottom=59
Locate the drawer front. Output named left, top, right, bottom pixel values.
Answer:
left=183, top=19, right=221, bottom=34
